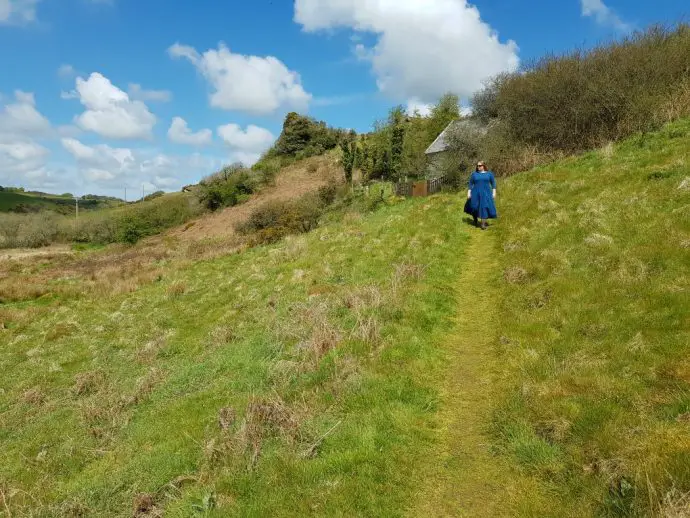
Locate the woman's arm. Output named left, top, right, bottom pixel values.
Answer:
left=490, top=173, right=497, bottom=199
left=468, top=173, right=474, bottom=199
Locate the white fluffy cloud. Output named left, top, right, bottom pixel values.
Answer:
left=0, top=139, right=49, bottom=187
left=168, top=117, right=213, bottom=146
left=61, top=137, right=135, bottom=172
left=128, top=83, right=173, bottom=103
left=0, top=0, right=39, bottom=24
left=294, top=0, right=519, bottom=103
left=0, top=90, right=51, bottom=137
left=169, top=42, right=312, bottom=115
left=0, top=90, right=52, bottom=187
left=217, top=123, right=275, bottom=165
left=60, top=137, right=221, bottom=193
left=580, top=0, right=630, bottom=31
left=0, top=140, right=48, bottom=161
left=406, top=98, right=433, bottom=117
left=71, top=73, right=157, bottom=139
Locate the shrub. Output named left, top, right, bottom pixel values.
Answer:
left=198, top=166, right=256, bottom=212
left=0, top=212, right=61, bottom=248
left=252, top=159, right=281, bottom=186
left=272, top=112, right=347, bottom=158
left=0, top=193, right=201, bottom=249
left=236, top=194, right=327, bottom=245
left=473, top=25, right=690, bottom=158
left=317, top=185, right=337, bottom=206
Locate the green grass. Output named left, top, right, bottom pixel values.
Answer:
left=1, top=118, right=688, bottom=517
left=0, top=191, right=118, bottom=213
left=0, top=191, right=59, bottom=212
left=0, top=195, right=468, bottom=516
left=492, top=118, right=690, bottom=516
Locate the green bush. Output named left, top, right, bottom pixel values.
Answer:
left=198, top=166, right=256, bottom=211
left=252, top=159, right=282, bottom=186
left=70, top=215, right=118, bottom=244
left=317, top=184, right=337, bottom=206
left=236, top=193, right=328, bottom=245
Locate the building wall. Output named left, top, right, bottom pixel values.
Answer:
left=426, top=151, right=448, bottom=178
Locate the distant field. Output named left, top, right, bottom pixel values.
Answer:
left=0, top=191, right=121, bottom=213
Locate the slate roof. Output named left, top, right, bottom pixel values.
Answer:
left=424, top=119, right=486, bottom=155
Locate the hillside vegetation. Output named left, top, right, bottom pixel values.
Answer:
left=0, top=191, right=468, bottom=516
left=0, top=189, right=121, bottom=214
left=1, top=118, right=688, bottom=516
left=490, top=117, right=690, bottom=516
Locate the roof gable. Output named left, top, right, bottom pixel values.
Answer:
left=425, top=119, right=486, bottom=155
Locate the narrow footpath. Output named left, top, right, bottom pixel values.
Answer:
left=410, top=227, right=544, bottom=517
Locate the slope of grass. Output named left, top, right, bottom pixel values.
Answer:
left=0, top=191, right=62, bottom=212
left=1, top=118, right=688, bottom=517
left=0, top=191, right=119, bottom=213
left=0, top=195, right=469, bottom=516
left=493, top=118, right=690, bottom=516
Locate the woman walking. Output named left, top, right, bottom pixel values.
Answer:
left=464, top=161, right=497, bottom=230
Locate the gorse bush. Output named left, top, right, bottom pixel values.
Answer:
left=470, top=25, right=690, bottom=164
left=197, top=164, right=257, bottom=211
left=236, top=194, right=325, bottom=245
left=254, top=112, right=352, bottom=172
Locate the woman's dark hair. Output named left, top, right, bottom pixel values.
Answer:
left=475, top=161, right=487, bottom=171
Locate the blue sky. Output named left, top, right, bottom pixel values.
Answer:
left=0, top=0, right=687, bottom=196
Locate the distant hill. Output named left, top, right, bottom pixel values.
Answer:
left=0, top=189, right=123, bottom=214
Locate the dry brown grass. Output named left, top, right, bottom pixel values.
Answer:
left=205, top=394, right=305, bottom=471
left=72, top=370, right=106, bottom=397
left=391, top=262, right=426, bottom=296
left=660, top=489, right=690, bottom=518
left=166, top=280, right=187, bottom=299
left=132, top=493, right=162, bottom=517
left=75, top=368, right=165, bottom=443
left=136, top=333, right=170, bottom=364
left=504, top=266, right=529, bottom=284
left=294, top=301, right=342, bottom=365
left=121, top=368, right=165, bottom=407
left=20, top=388, right=45, bottom=405
left=168, top=154, right=342, bottom=243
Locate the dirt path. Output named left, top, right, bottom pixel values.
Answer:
left=410, top=227, right=543, bottom=517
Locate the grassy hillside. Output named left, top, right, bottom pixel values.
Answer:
left=0, top=191, right=69, bottom=213
left=0, top=119, right=688, bottom=516
left=0, top=195, right=468, bottom=516
left=493, top=118, right=690, bottom=516
left=0, top=191, right=120, bottom=214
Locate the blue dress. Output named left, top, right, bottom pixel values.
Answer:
left=464, top=171, right=497, bottom=219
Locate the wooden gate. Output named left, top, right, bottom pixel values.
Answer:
left=395, top=176, right=446, bottom=197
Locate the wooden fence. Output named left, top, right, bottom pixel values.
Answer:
left=394, top=176, right=447, bottom=197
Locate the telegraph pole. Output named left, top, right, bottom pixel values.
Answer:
left=74, top=196, right=80, bottom=225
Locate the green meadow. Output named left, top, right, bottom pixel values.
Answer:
left=0, top=118, right=688, bottom=516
